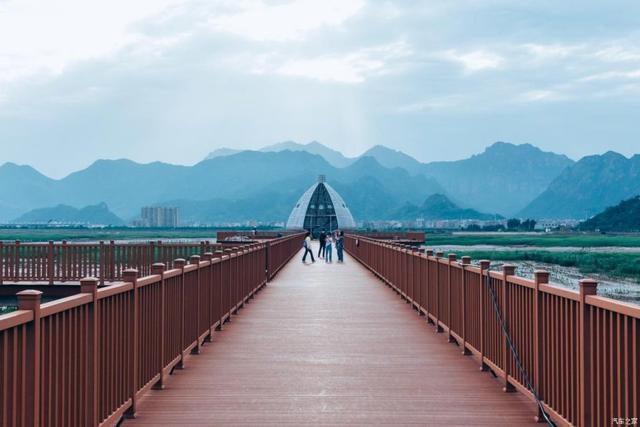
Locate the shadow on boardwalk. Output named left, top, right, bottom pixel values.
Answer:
left=126, top=242, right=536, bottom=426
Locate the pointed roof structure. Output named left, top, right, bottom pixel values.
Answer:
left=286, top=175, right=356, bottom=232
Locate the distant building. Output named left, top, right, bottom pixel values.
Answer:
left=139, top=207, right=180, bottom=228
left=286, top=175, right=356, bottom=234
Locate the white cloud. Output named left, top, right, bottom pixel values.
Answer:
left=443, top=49, right=504, bottom=72
left=253, top=41, right=412, bottom=84
left=518, top=89, right=566, bottom=103
left=207, top=0, right=365, bottom=42
left=522, top=43, right=580, bottom=60
left=594, top=45, right=640, bottom=63
left=579, top=69, right=640, bottom=82
left=0, top=0, right=186, bottom=85
left=395, top=95, right=464, bottom=113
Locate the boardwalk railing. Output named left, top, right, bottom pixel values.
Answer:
left=0, top=240, right=221, bottom=284
left=0, top=233, right=304, bottom=427
left=345, top=235, right=639, bottom=427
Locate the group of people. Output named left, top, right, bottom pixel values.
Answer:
left=302, top=229, right=345, bottom=264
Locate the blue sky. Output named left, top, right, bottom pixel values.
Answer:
left=1, top=0, right=639, bottom=178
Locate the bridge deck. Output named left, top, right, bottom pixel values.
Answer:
left=126, top=243, right=537, bottom=426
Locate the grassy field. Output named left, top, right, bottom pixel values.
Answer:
left=453, top=250, right=640, bottom=282
left=426, top=233, right=640, bottom=248
left=0, top=227, right=278, bottom=242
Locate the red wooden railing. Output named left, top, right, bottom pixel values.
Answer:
left=0, top=233, right=304, bottom=427
left=345, top=234, right=639, bottom=427
left=0, top=240, right=220, bottom=284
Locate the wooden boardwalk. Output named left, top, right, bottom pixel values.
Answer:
left=126, top=243, right=537, bottom=426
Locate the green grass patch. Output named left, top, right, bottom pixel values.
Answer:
left=426, top=233, right=640, bottom=248
left=453, top=250, right=640, bottom=282
left=0, top=226, right=278, bottom=242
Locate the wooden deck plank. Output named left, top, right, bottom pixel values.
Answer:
left=126, top=243, right=538, bottom=426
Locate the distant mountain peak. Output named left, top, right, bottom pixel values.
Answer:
left=360, top=145, right=423, bottom=175
left=393, top=193, right=500, bottom=220
left=519, top=151, right=640, bottom=219
left=205, top=147, right=242, bottom=160
left=13, top=202, right=124, bottom=226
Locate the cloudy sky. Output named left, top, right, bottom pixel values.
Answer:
left=1, top=0, right=639, bottom=178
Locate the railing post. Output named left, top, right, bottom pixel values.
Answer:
left=174, top=258, right=186, bottom=367
left=123, top=268, right=139, bottom=419
left=149, top=241, right=156, bottom=273
left=151, top=263, right=167, bottom=389
left=502, top=264, right=516, bottom=392
left=215, top=250, right=224, bottom=330
left=479, top=259, right=490, bottom=371
left=80, top=277, right=99, bottom=425
left=447, top=253, right=456, bottom=342
left=231, top=247, right=240, bottom=314
left=460, top=256, right=471, bottom=355
left=99, top=241, right=105, bottom=285
left=15, top=240, right=20, bottom=281
left=579, top=278, right=598, bottom=427
left=265, top=241, right=271, bottom=282
left=110, top=240, right=116, bottom=281
left=0, top=240, right=3, bottom=284
left=17, top=289, right=42, bottom=427
left=47, top=240, right=54, bottom=284
left=224, top=249, right=233, bottom=322
left=533, top=269, right=549, bottom=422
left=425, top=249, right=434, bottom=324
left=202, top=253, right=214, bottom=342
left=190, top=254, right=202, bottom=354
left=435, top=251, right=444, bottom=333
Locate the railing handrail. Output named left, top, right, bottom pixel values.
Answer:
left=347, top=234, right=640, bottom=317
left=345, top=233, right=639, bottom=427
left=0, top=232, right=305, bottom=427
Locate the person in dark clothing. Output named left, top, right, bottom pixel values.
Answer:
left=318, top=230, right=327, bottom=259
left=302, top=232, right=315, bottom=263
left=336, top=230, right=345, bottom=262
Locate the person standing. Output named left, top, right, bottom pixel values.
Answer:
left=336, top=230, right=344, bottom=263
left=302, top=232, right=315, bottom=263
left=325, top=234, right=333, bottom=263
left=318, top=229, right=327, bottom=259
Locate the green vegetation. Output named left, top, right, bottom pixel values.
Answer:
left=426, top=233, right=640, bottom=248
left=580, top=196, right=640, bottom=232
left=452, top=250, right=640, bottom=282
left=0, top=226, right=278, bottom=242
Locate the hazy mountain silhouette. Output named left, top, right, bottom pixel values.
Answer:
left=202, top=141, right=573, bottom=216
left=205, top=147, right=242, bottom=159
left=261, top=141, right=355, bottom=168
left=520, top=151, right=640, bottom=219
left=360, top=145, right=424, bottom=175
left=205, top=141, right=355, bottom=168
left=14, top=202, right=124, bottom=225
left=6, top=141, right=625, bottom=223
left=0, top=150, right=443, bottom=223
left=393, top=194, right=501, bottom=220
left=422, top=142, right=573, bottom=215
left=0, top=163, right=57, bottom=221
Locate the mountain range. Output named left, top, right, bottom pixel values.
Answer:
left=519, top=151, right=640, bottom=219
left=205, top=141, right=574, bottom=215
left=393, top=194, right=501, bottom=221
left=3, top=141, right=638, bottom=224
left=15, top=203, right=124, bottom=226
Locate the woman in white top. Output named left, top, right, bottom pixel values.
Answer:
left=325, top=234, right=333, bottom=263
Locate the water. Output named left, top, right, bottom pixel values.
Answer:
left=0, top=296, right=59, bottom=315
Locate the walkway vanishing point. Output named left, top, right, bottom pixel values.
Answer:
left=126, top=242, right=535, bottom=426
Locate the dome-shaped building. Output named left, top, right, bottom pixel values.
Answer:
left=286, top=175, right=356, bottom=234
